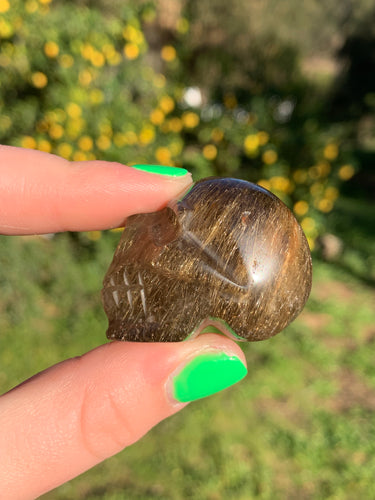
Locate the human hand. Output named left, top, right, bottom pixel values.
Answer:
left=0, top=146, right=247, bottom=499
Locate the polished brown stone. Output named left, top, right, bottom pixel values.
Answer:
left=102, top=177, right=312, bottom=342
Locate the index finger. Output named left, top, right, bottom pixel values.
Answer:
left=0, top=145, right=192, bottom=235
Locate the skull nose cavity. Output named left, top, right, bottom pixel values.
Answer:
left=185, top=317, right=246, bottom=342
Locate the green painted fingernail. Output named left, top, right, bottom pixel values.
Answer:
left=172, top=352, right=247, bottom=403
left=132, top=164, right=188, bottom=177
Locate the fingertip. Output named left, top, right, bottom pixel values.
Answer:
left=165, top=334, right=247, bottom=404
left=0, top=147, right=193, bottom=234
left=0, top=334, right=246, bottom=497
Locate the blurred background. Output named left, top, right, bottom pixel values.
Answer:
left=0, top=0, right=374, bottom=498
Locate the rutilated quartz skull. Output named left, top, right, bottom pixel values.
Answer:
left=102, top=177, right=312, bottom=342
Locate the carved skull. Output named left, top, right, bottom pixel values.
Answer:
left=102, top=177, right=312, bottom=342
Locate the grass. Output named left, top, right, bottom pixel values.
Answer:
left=1, top=218, right=374, bottom=499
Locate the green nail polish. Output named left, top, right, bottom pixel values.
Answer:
left=173, top=352, right=247, bottom=403
left=132, top=164, right=188, bottom=177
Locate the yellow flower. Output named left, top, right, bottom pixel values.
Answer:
left=257, top=131, right=269, bottom=145
left=161, top=45, right=176, bottom=62
left=96, top=135, right=111, bottom=151
left=211, top=128, right=224, bottom=143
left=49, top=123, right=63, bottom=139
left=182, top=111, right=199, bottom=128
left=138, top=126, right=155, bottom=145
left=153, top=74, right=166, bottom=88
left=57, top=142, right=72, bottom=159
left=169, top=140, right=183, bottom=156
left=168, top=117, right=182, bottom=133
left=66, top=102, right=81, bottom=119
left=338, top=164, right=355, bottom=181
left=149, top=109, right=165, bottom=126
left=203, top=144, right=217, bottom=161
left=31, top=72, right=48, bottom=88
left=293, top=169, right=307, bottom=184
left=262, top=150, right=278, bottom=165
left=122, top=25, right=144, bottom=44
left=270, top=176, right=290, bottom=193
left=98, top=121, right=112, bottom=136
left=44, top=110, right=58, bottom=123
left=310, top=182, right=324, bottom=196
left=81, top=43, right=94, bottom=60
left=90, top=89, right=104, bottom=104
left=159, top=95, right=175, bottom=114
left=78, top=135, right=93, bottom=151
left=0, top=18, right=12, bottom=38
left=44, top=41, right=59, bottom=58
left=308, top=165, right=321, bottom=179
left=113, top=133, right=127, bottom=147
left=293, top=200, right=309, bottom=216
left=55, top=108, right=66, bottom=122
left=306, top=237, right=315, bottom=251
left=325, top=186, right=339, bottom=201
left=25, top=0, right=38, bottom=13
left=300, top=217, right=316, bottom=234
left=155, top=147, right=172, bottom=164
left=244, top=134, right=259, bottom=153
left=318, top=161, right=331, bottom=177
left=309, top=162, right=331, bottom=179
left=124, top=130, right=137, bottom=144
left=66, top=120, right=83, bottom=139
left=257, top=179, right=271, bottom=191
left=102, top=43, right=116, bottom=58
left=323, top=143, right=339, bottom=161
left=21, top=136, right=37, bottom=149
left=102, top=44, right=119, bottom=64
left=107, top=51, right=121, bottom=66
left=124, top=43, right=139, bottom=60
left=91, top=51, right=105, bottom=67
left=59, top=54, right=74, bottom=68
left=0, top=0, right=10, bottom=13
left=317, top=198, right=334, bottom=213
left=79, top=69, right=92, bottom=86
left=37, top=139, right=52, bottom=153
left=86, top=230, right=102, bottom=241
left=73, top=151, right=87, bottom=161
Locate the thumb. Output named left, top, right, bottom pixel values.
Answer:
left=0, top=334, right=247, bottom=499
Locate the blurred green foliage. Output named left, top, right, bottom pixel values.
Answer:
left=0, top=0, right=369, bottom=250
left=1, top=2, right=375, bottom=498
left=1, top=233, right=374, bottom=499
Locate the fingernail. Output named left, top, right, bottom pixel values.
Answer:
left=171, top=352, right=247, bottom=403
left=132, top=164, right=189, bottom=177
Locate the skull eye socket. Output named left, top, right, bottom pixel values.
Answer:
left=150, top=207, right=181, bottom=246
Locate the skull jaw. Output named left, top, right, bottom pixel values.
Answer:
left=185, top=317, right=247, bottom=342
left=105, top=315, right=247, bottom=343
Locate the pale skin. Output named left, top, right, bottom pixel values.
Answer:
left=0, top=146, right=247, bottom=499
